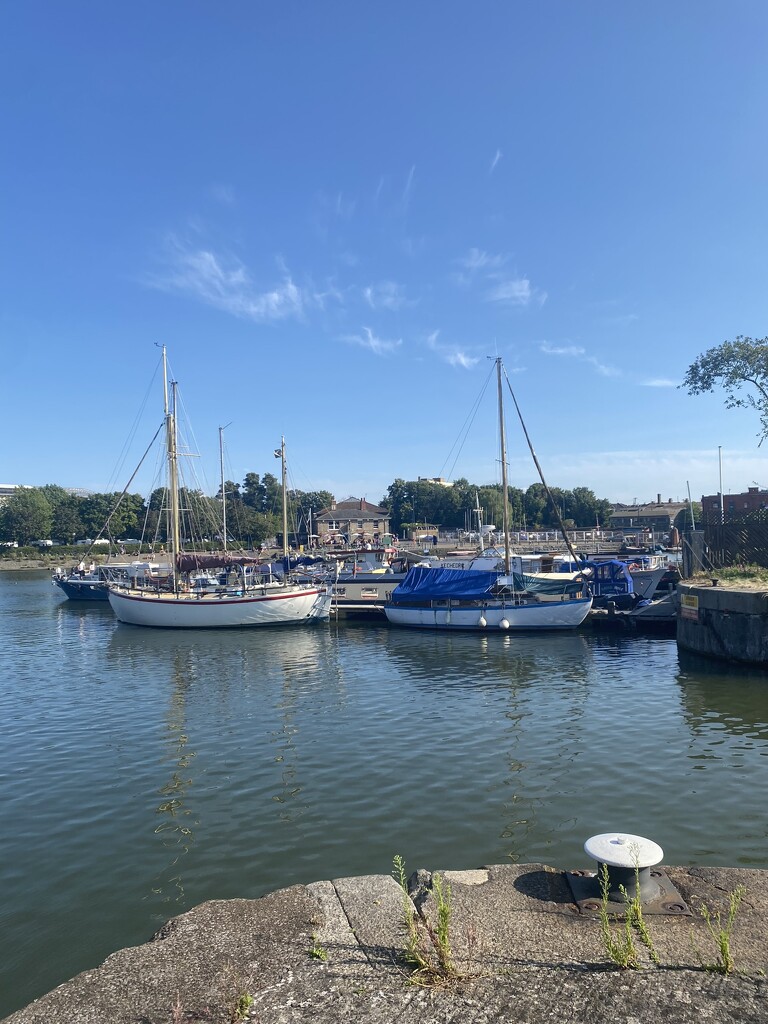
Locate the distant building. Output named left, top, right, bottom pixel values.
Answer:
left=609, top=494, right=688, bottom=532
left=701, top=485, right=768, bottom=522
left=417, top=477, right=453, bottom=487
left=0, top=484, right=92, bottom=509
left=315, top=497, right=391, bottom=546
left=0, top=484, right=33, bottom=507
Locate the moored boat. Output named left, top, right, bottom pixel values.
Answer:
left=385, top=565, right=592, bottom=631
left=53, top=560, right=168, bottom=601
left=107, top=349, right=331, bottom=629
left=384, top=357, right=593, bottom=632
left=108, top=575, right=330, bottom=627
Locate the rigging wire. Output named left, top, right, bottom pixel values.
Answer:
left=502, top=366, right=584, bottom=568
left=437, top=360, right=496, bottom=482
left=103, top=350, right=165, bottom=494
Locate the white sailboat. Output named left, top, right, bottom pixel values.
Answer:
left=384, top=357, right=593, bottom=631
left=108, top=349, right=331, bottom=629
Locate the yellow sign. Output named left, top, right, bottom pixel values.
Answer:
left=680, top=593, right=699, bottom=621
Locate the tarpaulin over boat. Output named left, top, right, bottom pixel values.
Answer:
left=176, top=553, right=262, bottom=573
left=389, top=566, right=587, bottom=603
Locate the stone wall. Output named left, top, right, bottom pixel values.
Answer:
left=677, top=583, right=768, bottom=665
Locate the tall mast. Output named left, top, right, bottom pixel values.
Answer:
left=163, top=347, right=181, bottom=591
left=496, top=357, right=511, bottom=575
left=280, top=436, right=288, bottom=560
left=472, top=491, right=484, bottom=552
left=219, top=423, right=232, bottom=553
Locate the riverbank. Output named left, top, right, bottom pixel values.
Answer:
left=4, top=862, right=765, bottom=1024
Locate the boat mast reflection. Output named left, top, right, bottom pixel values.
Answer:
left=151, top=652, right=198, bottom=904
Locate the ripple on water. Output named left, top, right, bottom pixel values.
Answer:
left=2, top=576, right=768, bottom=1017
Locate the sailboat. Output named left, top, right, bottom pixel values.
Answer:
left=107, top=349, right=331, bottom=629
left=384, top=358, right=593, bottom=631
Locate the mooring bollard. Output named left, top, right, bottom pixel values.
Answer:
left=583, top=832, right=663, bottom=903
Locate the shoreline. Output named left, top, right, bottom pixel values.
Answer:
left=3, top=861, right=765, bottom=1024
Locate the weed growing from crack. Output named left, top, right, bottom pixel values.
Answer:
left=229, top=991, right=253, bottom=1023
left=695, top=884, right=747, bottom=975
left=308, top=933, right=328, bottom=961
left=392, top=854, right=458, bottom=986
left=598, top=863, right=659, bottom=969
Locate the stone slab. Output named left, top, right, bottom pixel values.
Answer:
left=3, top=866, right=767, bottom=1024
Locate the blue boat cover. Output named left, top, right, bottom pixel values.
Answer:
left=389, top=566, right=585, bottom=603
left=581, top=559, right=634, bottom=597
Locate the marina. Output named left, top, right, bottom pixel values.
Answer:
left=2, top=569, right=767, bottom=1018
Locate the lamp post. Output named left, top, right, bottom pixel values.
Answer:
left=718, top=446, right=724, bottom=524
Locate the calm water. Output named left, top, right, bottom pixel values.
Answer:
left=2, top=571, right=767, bottom=1016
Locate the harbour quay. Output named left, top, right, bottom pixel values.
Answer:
left=677, top=581, right=768, bottom=666
left=4, top=861, right=766, bottom=1024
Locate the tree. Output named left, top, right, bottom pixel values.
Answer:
left=291, top=490, right=334, bottom=514
left=571, top=487, right=606, bottom=527
left=51, top=494, right=84, bottom=543
left=259, top=473, right=282, bottom=515
left=523, top=483, right=548, bottom=529
left=242, top=473, right=264, bottom=509
left=674, top=503, right=702, bottom=532
left=0, top=488, right=52, bottom=544
left=80, top=492, right=145, bottom=540
left=216, top=480, right=241, bottom=503
left=682, top=335, right=768, bottom=444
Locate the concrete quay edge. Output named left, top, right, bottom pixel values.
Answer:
left=4, top=863, right=767, bottom=1024
left=677, top=582, right=768, bottom=664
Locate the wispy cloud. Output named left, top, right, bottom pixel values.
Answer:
left=425, top=329, right=480, bottom=369
left=455, top=251, right=545, bottom=306
left=342, top=326, right=402, bottom=356
left=452, top=247, right=507, bottom=287
left=585, top=355, right=621, bottom=377
left=604, top=312, right=639, bottom=326
left=485, top=276, right=535, bottom=306
left=150, top=237, right=309, bottom=322
left=641, top=377, right=678, bottom=388
left=541, top=343, right=585, bottom=357
left=309, top=276, right=345, bottom=311
left=402, top=165, right=416, bottom=210
left=489, top=149, right=502, bottom=174
left=334, top=192, right=356, bottom=219
left=211, top=183, right=235, bottom=205
left=540, top=341, right=620, bottom=377
left=458, top=247, right=506, bottom=271
left=363, top=281, right=410, bottom=311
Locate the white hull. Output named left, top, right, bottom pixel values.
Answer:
left=385, top=596, right=592, bottom=631
left=108, top=584, right=331, bottom=628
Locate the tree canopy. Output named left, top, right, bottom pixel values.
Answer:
left=381, top=477, right=612, bottom=534
left=682, top=335, right=768, bottom=444
left=0, top=469, right=615, bottom=548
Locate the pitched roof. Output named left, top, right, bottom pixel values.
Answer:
left=317, top=496, right=388, bottom=517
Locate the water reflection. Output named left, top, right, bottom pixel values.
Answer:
left=379, top=626, right=593, bottom=690
left=677, top=650, right=768, bottom=740
left=372, top=627, right=597, bottom=862
left=105, top=624, right=347, bottom=891
left=151, top=652, right=198, bottom=904
left=7, top=576, right=768, bottom=1021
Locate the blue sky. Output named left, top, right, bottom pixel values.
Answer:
left=3, top=1, right=768, bottom=506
